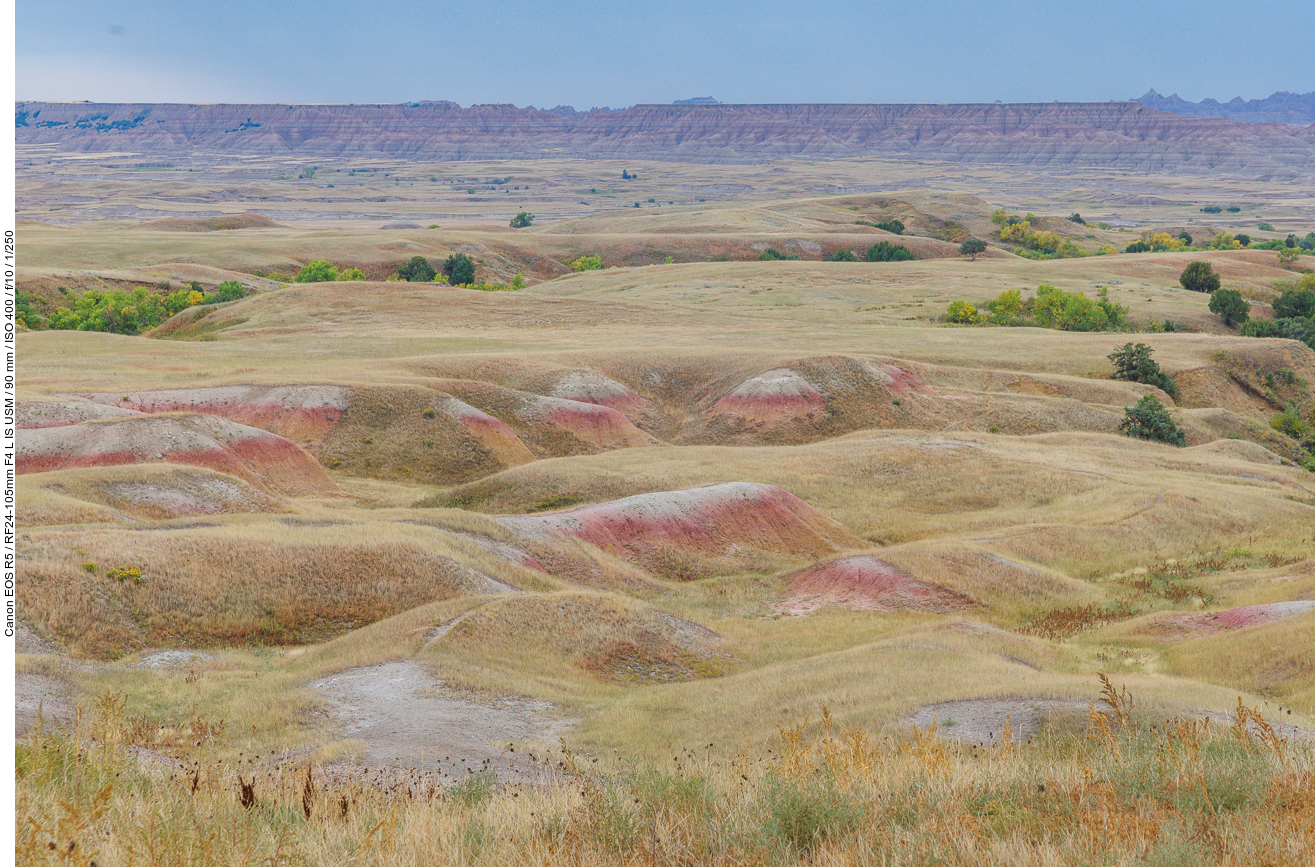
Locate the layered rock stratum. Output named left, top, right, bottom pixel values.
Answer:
left=16, top=101, right=1315, bottom=177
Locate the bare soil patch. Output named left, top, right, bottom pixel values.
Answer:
left=309, top=661, right=571, bottom=780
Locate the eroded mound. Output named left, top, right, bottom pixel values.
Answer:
left=685, top=357, right=951, bottom=444
left=1152, top=601, right=1315, bottom=636
left=16, top=414, right=330, bottom=496
left=140, top=214, right=284, bottom=231
left=501, top=482, right=859, bottom=577
left=21, top=465, right=284, bottom=522
left=778, top=554, right=976, bottom=615
left=83, top=386, right=351, bottom=441
left=430, top=593, right=721, bottom=684
left=440, top=380, right=655, bottom=456
left=17, top=527, right=519, bottom=657
left=18, top=397, right=143, bottom=429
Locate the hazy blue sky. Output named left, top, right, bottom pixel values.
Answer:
left=17, top=0, right=1315, bottom=106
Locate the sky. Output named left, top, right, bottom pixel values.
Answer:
left=15, top=0, right=1315, bottom=107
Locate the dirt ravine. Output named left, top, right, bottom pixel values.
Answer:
left=309, top=661, right=573, bottom=781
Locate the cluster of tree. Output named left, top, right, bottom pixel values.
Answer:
left=946, top=285, right=1128, bottom=332
left=38, top=280, right=250, bottom=335
left=293, top=261, right=366, bottom=283
left=620, top=169, right=637, bottom=179
left=758, top=248, right=800, bottom=261
left=1125, top=232, right=1191, bottom=254
left=991, top=210, right=1088, bottom=259
left=569, top=255, right=604, bottom=272
left=1231, top=277, right=1315, bottom=350
left=875, top=219, right=904, bottom=235
left=509, top=212, right=534, bottom=229
left=864, top=242, right=916, bottom=262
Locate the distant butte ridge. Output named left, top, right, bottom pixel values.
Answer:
left=15, top=101, right=1315, bottom=178
left=1135, top=89, right=1315, bottom=126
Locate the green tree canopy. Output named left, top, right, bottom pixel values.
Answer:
left=294, top=260, right=339, bottom=283
left=825, top=248, right=858, bottom=262
left=509, top=211, right=535, bottom=229
left=1179, top=261, right=1221, bottom=293
left=398, top=256, right=437, bottom=283
left=1207, top=288, right=1250, bottom=326
left=875, top=219, right=904, bottom=235
left=958, top=239, right=988, bottom=260
left=442, top=253, right=476, bottom=285
left=1119, top=395, right=1186, bottom=446
left=1108, top=342, right=1177, bottom=397
left=866, top=242, right=916, bottom=262
left=1273, top=288, right=1315, bottom=319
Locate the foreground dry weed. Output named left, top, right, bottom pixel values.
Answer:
left=16, top=679, right=1313, bottom=866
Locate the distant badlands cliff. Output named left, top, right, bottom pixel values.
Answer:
left=16, top=101, right=1315, bottom=177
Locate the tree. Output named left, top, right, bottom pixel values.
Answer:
left=959, top=239, right=988, bottom=260
left=1207, top=288, right=1249, bottom=326
left=1273, top=288, right=1315, bottom=320
left=1277, top=248, right=1300, bottom=268
left=442, top=253, right=476, bottom=285
left=1124, top=240, right=1152, bottom=253
left=1179, top=261, right=1220, bottom=293
left=1108, top=342, right=1177, bottom=397
left=1200, top=205, right=1222, bottom=213
left=1178, top=232, right=1193, bottom=246
left=825, top=248, right=858, bottom=262
left=875, top=219, right=904, bottom=234
left=1285, top=234, right=1298, bottom=249
left=866, top=242, right=916, bottom=262
left=1234, top=233, right=1251, bottom=247
left=1069, top=213, right=1085, bottom=224
left=509, top=211, right=535, bottom=228
left=294, top=260, right=339, bottom=283
left=398, top=256, right=436, bottom=282
left=1119, top=395, right=1186, bottom=446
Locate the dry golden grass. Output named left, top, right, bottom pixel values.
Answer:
left=16, top=676, right=1315, bottom=866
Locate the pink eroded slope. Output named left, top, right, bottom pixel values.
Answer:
left=549, top=371, right=649, bottom=413
left=441, top=398, right=536, bottom=467
left=869, top=362, right=937, bottom=399
left=82, top=386, right=350, bottom=441
left=712, top=369, right=825, bottom=421
left=1161, top=601, right=1315, bottom=635
left=16, top=414, right=331, bottom=495
left=778, top=554, right=976, bottom=615
left=500, top=481, right=857, bottom=559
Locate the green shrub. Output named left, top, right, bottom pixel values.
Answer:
left=1124, top=240, right=1152, bottom=253
left=875, top=219, right=904, bottom=234
left=1108, top=342, right=1177, bottom=398
left=1200, top=205, right=1223, bottom=214
left=825, top=248, right=858, bottom=262
left=758, top=248, right=799, bottom=261
left=509, top=211, right=534, bottom=228
left=1207, top=288, right=1250, bottom=326
left=1270, top=405, right=1313, bottom=445
left=987, top=288, right=1023, bottom=320
left=865, top=242, right=916, bottom=262
left=760, top=773, right=863, bottom=856
left=1119, top=395, right=1186, bottom=446
left=106, top=567, right=144, bottom=584
left=1241, top=317, right=1315, bottom=349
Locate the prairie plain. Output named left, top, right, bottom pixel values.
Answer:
left=14, top=148, right=1315, bottom=865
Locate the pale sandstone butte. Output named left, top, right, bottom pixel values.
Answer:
left=16, top=101, right=1315, bottom=177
